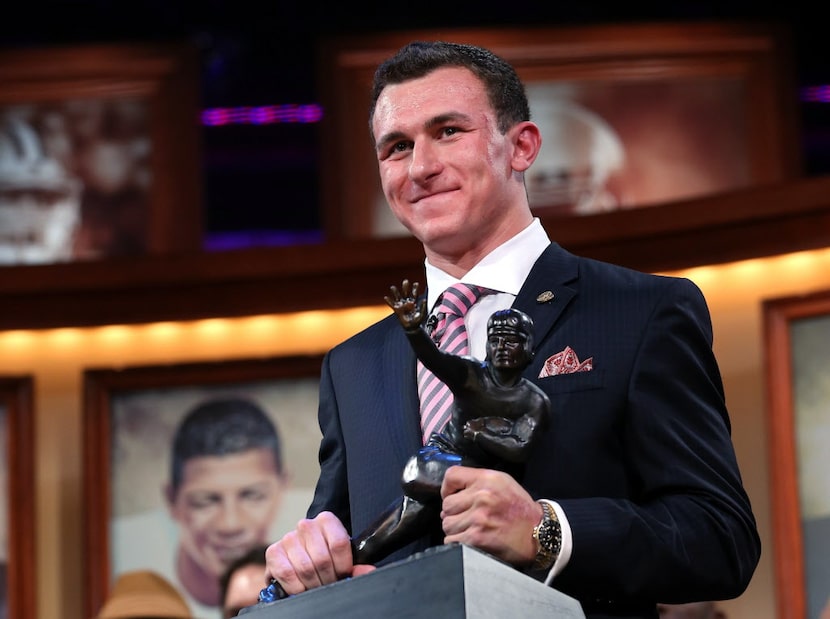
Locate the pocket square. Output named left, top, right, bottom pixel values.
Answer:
left=539, top=346, right=593, bottom=378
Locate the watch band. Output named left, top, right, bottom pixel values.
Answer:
left=531, top=499, right=562, bottom=571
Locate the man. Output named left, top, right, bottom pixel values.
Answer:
left=264, top=41, right=760, bottom=616
left=115, top=396, right=288, bottom=619
left=165, top=398, right=287, bottom=616
left=219, top=545, right=269, bottom=619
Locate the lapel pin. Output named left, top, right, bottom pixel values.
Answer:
left=536, top=291, right=554, bottom=303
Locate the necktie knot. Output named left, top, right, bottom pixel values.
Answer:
left=428, top=283, right=492, bottom=342
left=435, top=283, right=490, bottom=316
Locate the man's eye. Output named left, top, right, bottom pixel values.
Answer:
left=187, top=496, right=219, bottom=509
left=240, top=488, right=268, bottom=502
left=380, top=141, right=410, bottom=160
left=442, top=127, right=458, bottom=137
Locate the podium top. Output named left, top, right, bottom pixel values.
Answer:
left=239, top=544, right=585, bottom=618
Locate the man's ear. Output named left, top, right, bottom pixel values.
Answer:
left=511, top=121, right=542, bottom=172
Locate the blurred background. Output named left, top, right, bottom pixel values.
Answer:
left=1, top=1, right=826, bottom=250
left=2, top=6, right=830, bottom=619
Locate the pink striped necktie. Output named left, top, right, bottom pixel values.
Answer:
left=418, top=283, right=492, bottom=443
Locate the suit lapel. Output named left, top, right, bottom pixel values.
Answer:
left=512, top=243, right=579, bottom=345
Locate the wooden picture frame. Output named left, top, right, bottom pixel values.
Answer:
left=0, top=376, right=36, bottom=619
left=763, top=288, right=830, bottom=619
left=0, top=42, right=203, bottom=266
left=318, top=22, right=799, bottom=240
left=82, top=355, right=324, bottom=619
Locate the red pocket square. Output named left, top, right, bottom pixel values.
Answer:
left=539, top=346, right=593, bottom=378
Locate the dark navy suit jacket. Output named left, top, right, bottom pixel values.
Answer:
left=307, top=243, right=760, bottom=618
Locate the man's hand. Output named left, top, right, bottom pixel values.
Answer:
left=439, top=466, right=542, bottom=567
left=384, top=279, right=427, bottom=330
left=264, top=511, right=373, bottom=596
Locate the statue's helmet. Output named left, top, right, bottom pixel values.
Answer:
left=487, top=308, right=535, bottom=355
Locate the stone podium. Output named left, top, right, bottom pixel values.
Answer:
left=239, top=543, right=585, bottom=618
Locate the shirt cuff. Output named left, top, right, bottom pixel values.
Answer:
left=540, top=499, right=573, bottom=586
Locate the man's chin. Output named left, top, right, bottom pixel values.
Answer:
left=213, top=546, right=251, bottom=564
left=417, top=220, right=472, bottom=251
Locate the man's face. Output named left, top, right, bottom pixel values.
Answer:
left=166, top=448, right=285, bottom=579
left=371, top=66, right=530, bottom=261
left=223, top=563, right=266, bottom=619
left=486, top=328, right=529, bottom=370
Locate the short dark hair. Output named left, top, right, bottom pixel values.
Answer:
left=219, top=543, right=269, bottom=613
left=169, top=397, right=283, bottom=496
left=369, top=41, right=530, bottom=142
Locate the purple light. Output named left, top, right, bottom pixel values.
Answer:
left=204, top=229, right=325, bottom=251
left=202, top=103, right=323, bottom=126
left=802, top=86, right=830, bottom=103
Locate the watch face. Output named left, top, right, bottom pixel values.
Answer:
left=539, top=519, right=561, bottom=552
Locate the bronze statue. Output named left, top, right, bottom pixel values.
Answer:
left=351, top=280, right=552, bottom=564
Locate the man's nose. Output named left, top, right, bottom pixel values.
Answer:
left=409, top=140, right=442, bottom=182
left=216, top=502, right=245, bottom=530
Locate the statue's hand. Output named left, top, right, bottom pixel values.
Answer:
left=384, top=279, right=426, bottom=329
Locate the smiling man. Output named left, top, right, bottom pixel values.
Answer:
left=163, top=397, right=287, bottom=617
left=263, top=41, right=759, bottom=618
left=113, top=396, right=287, bottom=619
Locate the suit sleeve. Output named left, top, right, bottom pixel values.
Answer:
left=305, top=350, right=352, bottom=528
left=554, top=277, right=761, bottom=604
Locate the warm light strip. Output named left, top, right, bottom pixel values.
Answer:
left=0, top=306, right=390, bottom=365
left=3, top=248, right=830, bottom=362
left=664, top=247, right=830, bottom=300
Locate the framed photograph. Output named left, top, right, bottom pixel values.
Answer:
left=0, top=42, right=203, bottom=266
left=0, top=376, right=36, bottom=619
left=317, top=22, right=799, bottom=240
left=763, top=288, right=830, bottom=619
left=82, top=355, right=324, bottom=619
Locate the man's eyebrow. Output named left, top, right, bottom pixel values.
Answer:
left=425, top=111, right=472, bottom=130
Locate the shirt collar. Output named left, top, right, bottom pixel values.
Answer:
left=424, top=218, right=551, bottom=310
